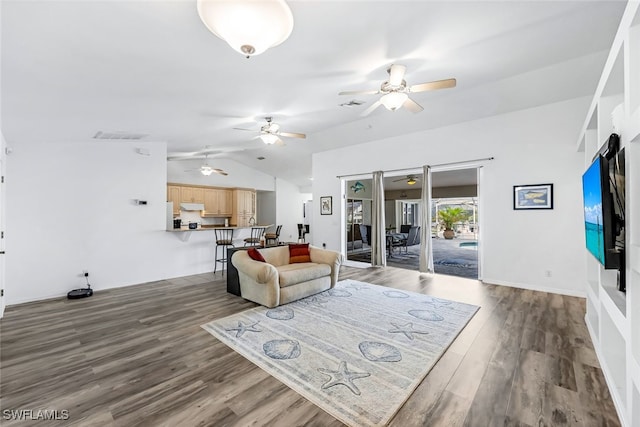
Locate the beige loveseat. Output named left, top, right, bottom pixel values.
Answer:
left=231, top=245, right=342, bottom=308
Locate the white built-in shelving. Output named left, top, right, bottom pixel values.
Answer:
left=576, top=3, right=640, bottom=426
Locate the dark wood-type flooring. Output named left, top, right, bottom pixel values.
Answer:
left=0, top=266, right=620, bottom=426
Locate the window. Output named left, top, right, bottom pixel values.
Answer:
left=401, top=202, right=419, bottom=225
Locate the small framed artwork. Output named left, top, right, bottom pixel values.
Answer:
left=513, top=183, right=553, bottom=210
left=320, top=196, right=333, bottom=215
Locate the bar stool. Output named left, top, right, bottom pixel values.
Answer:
left=264, top=225, right=282, bottom=246
left=297, top=224, right=308, bottom=243
left=214, top=228, right=234, bottom=275
left=244, top=227, right=265, bottom=246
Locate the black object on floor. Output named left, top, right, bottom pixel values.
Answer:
left=67, top=287, right=93, bottom=299
left=68, top=272, right=93, bottom=299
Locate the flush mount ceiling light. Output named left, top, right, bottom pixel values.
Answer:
left=197, top=0, right=294, bottom=58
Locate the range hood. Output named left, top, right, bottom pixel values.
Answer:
left=180, top=203, right=205, bottom=211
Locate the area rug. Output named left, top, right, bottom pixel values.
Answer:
left=201, top=279, right=479, bottom=426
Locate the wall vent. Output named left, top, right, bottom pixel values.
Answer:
left=93, top=131, right=147, bottom=140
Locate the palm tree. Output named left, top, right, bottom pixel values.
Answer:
left=438, top=207, right=467, bottom=239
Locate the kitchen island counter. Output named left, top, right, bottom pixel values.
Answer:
left=166, top=224, right=273, bottom=232
left=163, top=223, right=276, bottom=272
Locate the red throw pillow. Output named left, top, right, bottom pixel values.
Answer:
left=289, top=243, right=311, bottom=263
left=247, top=248, right=265, bottom=262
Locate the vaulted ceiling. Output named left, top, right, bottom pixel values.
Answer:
left=1, top=1, right=626, bottom=189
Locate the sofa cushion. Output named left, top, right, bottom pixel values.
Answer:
left=277, top=263, right=331, bottom=287
left=247, top=248, right=265, bottom=262
left=289, top=243, right=311, bottom=263
left=258, top=245, right=289, bottom=267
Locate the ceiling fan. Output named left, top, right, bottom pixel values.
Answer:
left=233, top=117, right=306, bottom=145
left=339, top=64, right=456, bottom=116
left=167, top=145, right=245, bottom=161
left=183, top=154, right=228, bottom=176
left=393, top=175, right=421, bottom=185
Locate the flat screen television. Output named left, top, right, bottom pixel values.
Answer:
left=582, top=155, right=620, bottom=269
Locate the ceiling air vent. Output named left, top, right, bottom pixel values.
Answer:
left=93, top=131, right=147, bottom=140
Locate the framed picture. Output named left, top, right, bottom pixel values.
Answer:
left=513, top=183, right=553, bottom=210
left=320, top=196, right=332, bottom=215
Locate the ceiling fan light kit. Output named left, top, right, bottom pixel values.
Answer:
left=260, top=133, right=280, bottom=145
left=179, top=152, right=229, bottom=176
left=339, top=64, right=456, bottom=116
left=393, top=175, right=421, bottom=185
left=197, top=0, right=294, bottom=57
left=234, top=116, right=306, bottom=145
left=200, top=166, right=215, bottom=176
left=380, top=92, right=408, bottom=111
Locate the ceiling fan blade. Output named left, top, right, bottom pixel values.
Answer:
left=388, top=64, right=406, bottom=86
left=403, top=97, right=424, bottom=113
left=409, top=78, right=457, bottom=93
left=360, top=100, right=382, bottom=117
left=278, top=132, right=306, bottom=139
left=168, top=150, right=220, bottom=160
left=338, top=89, right=380, bottom=96
left=213, top=169, right=228, bottom=176
left=233, top=127, right=258, bottom=132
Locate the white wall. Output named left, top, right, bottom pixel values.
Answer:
left=4, top=141, right=306, bottom=305
left=275, top=177, right=308, bottom=244
left=313, top=97, right=590, bottom=296
left=257, top=190, right=276, bottom=228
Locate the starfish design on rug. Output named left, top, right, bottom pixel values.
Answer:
left=301, top=296, right=328, bottom=307
left=423, top=298, right=453, bottom=309
left=225, top=320, right=261, bottom=338
left=318, top=361, right=371, bottom=396
left=388, top=322, right=430, bottom=340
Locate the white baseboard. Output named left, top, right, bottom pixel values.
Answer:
left=481, top=278, right=587, bottom=298
left=342, top=260, right=372, bottom=269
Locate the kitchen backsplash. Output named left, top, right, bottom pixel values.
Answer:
left=176, top=210, right=227, bottom=226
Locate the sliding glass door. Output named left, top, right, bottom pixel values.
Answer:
left=346, top=199, right=363, bottom=252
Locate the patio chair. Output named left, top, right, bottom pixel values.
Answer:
left=393, top=226, right=420, bottom=254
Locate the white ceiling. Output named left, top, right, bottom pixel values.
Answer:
left=1, top=1, right=626, bottom=189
